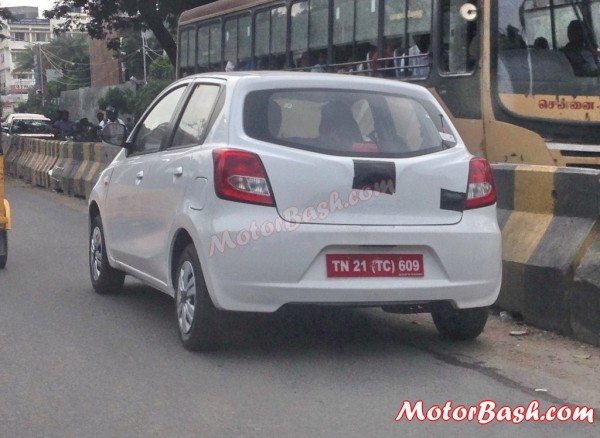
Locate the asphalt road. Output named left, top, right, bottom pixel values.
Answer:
left=1, top=179, right=598, bottom=437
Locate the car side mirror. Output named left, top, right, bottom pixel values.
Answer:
left=101, top=123, right=127, bottom=147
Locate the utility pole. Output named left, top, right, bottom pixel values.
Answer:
left=141, top=30, right=148, bottom=84
left=35, top=44, right=46, bottom=107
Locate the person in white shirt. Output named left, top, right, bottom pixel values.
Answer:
left=105, top=106, right=125, bottom=126
left=399, top=34, right=431, bottom=78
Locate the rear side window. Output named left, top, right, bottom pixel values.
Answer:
left=171, top=84, right=221, bottom=147
left=244, top=89, right=454, bottom=157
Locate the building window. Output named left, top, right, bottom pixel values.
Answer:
left=35, top=33, right=49, bottom=42
left=12, top=32, right=27, bottom=42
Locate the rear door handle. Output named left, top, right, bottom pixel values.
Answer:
left=173, top=167, right=183, bottom=177
left=136, top=171, right=144, bottom=180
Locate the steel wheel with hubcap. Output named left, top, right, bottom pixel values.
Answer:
left=175, top=244, right=221, bottom=351
left=89, top=215, right=125, bottom=294
left=177, top=261, right=196, bottom=335
left=90, top=226, right=103, bottom=282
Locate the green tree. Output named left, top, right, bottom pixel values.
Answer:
left=14, top=89, right=59, bottom=119
left=118, top=28, right=163, bottom=81
left=15, top=34, right=92, bottom=90
left=45, top=0, right=214, bottom=66
left=149, top=57, right=174, bottom=81
left=40, top=34, right=91, bottom=89
left=98, top=87, right=134, bottom=114
left=0, top=7, right=12, bottom=40
left=130, top=80, right=170, bottom=119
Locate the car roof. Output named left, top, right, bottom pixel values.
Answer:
left=8, top=113, right=50, bottom=121
left=178, top=71, right=434, bottom=101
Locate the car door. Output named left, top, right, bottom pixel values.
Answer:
left=143, top=81, right=224, bottom=284
left=104, top=85, right=188, bottom=273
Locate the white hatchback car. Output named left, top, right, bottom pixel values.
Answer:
left=90, top=72, right=502, bottom=350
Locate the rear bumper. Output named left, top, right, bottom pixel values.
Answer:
left=196, top=205, right=502, bottom=313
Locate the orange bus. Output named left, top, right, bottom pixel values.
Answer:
left=177, top=0, right=600, bottom=168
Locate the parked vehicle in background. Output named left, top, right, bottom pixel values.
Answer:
left=89, top=72, right=502, bottom=351
left=2, top=113, right=55, bottom=139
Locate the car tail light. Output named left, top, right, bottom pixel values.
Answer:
left=464, top=157, right=497, bottom=210
left=213, top=149, right=275, bottom=206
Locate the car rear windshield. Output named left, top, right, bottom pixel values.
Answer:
left=243, top=89, right=456, bottom=158
left=11, top=119, right=52, bottom=135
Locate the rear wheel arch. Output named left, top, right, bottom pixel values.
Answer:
left=89, top=201, right=100, bottom=224
left=170, top=228, right=195, bottom=289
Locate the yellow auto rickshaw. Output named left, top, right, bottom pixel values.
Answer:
left=0, top=131, right=11, bottom=269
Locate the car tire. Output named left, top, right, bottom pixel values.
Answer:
left=0, top=229, right=7, bottom=269
left=432, top=306, right=489, bottom=341
left=175, top=244, right=222, bottom=351
left=89, top=215, right=125, bottom=294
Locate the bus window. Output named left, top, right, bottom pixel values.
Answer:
left=255, top=10, right=270, bottom=69
left=209, top=22, right=222, bottom=71
left=224, top=18, right=238, bottom=71
left=179, top=28, right=190, bottom=76
left=271, top=6, right=287, bottom=69
left=406, top=0, right=432, bottom=79
left=356, top=0, right=379, bottom=74
left=440, top=0, right=479, bottom=74
left=384, top=0, right=407, bottom=78
left=197, top=25, right=210, bottom=72
left=238, top=15, right=252, bottom=70
left=309, top=0, right=329, bottom=66
left=333, top=0, right=355, bottom=68
left=497, top=0, right=599, bottom=122
left=382, top=0, right=432, bottom=79
left=291, top=1, right=309, bottom=69
left=188, top=28, right=196, bottom=73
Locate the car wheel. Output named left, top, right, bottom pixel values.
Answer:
left=89, top=215, right=125, bottom=294
left=0, top=230, right=7, bottom=269
left=432, top=306, right=489, bottom=341
left=175, top=244, right=221, bottom=351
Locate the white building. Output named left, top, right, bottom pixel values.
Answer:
left=0, top=7, right=51, bottom=114
left=0, top=6, right=88, bottom=115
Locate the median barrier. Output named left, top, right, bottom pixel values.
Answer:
left=1, top=133, right=10, bottom=154
left=493, top=163, right=600, bottom=345
left=22, top=139, right=47, bottom=184
left=57, top=141, right=120, bottom=198
left=33, top=140, right=60, bottom=188
left=2, top=135, right=23, bottom=177
left=3, top=136, right=120, bottom=199
left=51, top=142, right=75, bottom=194
left=15, top=137, right=34, bottom=179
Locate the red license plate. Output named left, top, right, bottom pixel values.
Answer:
left=326, top=254, right=424, bottom=278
